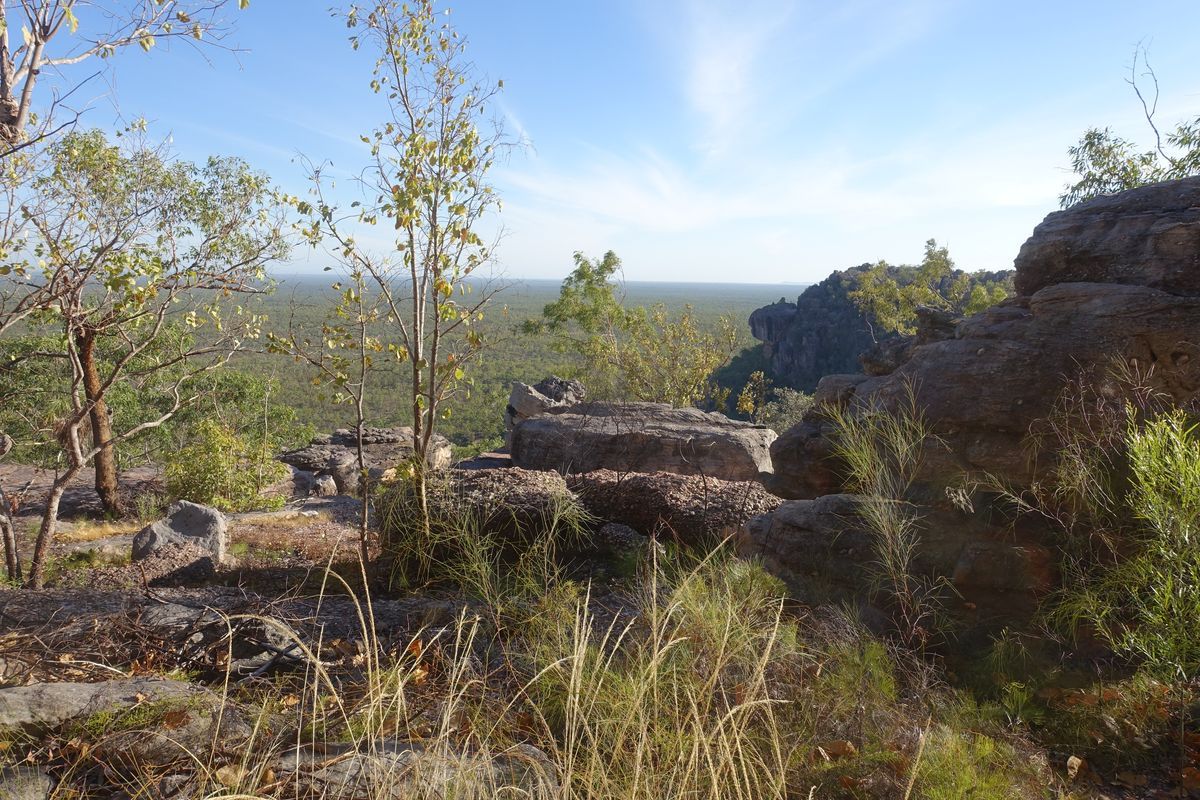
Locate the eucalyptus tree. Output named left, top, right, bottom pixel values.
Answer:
left=0, top=0, right=249, bottom=153
left=318, top=0, right=505, bottom=533
left=1061, top=48, right=1200, bottom=207
left=5, top=128, right=288, bottom=587
left=526, top=250, right=741, bottom=408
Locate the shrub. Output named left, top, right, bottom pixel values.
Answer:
left=826, top=389, right=945, bottom=651
left=164, top=419, right=287, bottom=512
left=1051, top=409, right=1200, bottom=679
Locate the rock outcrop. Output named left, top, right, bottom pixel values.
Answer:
left=569, top=469, right=781, bottom=547
left=750, top=178, right=1200, bottom=620
left=511, top=402, right=776, bottom=482
left=1014, top=177, right=1200, bottom=297
left=748, top=267, right=879, bottom=391
left=280, top=427, right=452, bottom=495
left=503, top=376, right=586, bottom=441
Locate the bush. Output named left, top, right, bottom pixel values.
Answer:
left=1051, top=409, right=1200, bottom=678
left=164, top=419, right=287, bottom=512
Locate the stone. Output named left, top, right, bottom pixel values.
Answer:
left=280, top=426, right=452, bottom=495
left=131, top=501, right=226, bottom=563
left=1014, top=176, right=1200, bottom=297
left=273, top=741, right=558, bottom=800
left=0, top=767, right=54, bottom=800
left=379, top=467, right=582, bottom=546
left=511, top=402, right=776, bottom=482
left=504, top=375, right=586, bottom=438
left=749, top=266, right=1012, bottom=392
left=737, top=493, right=1053, bottom=619
left=570, top=469, right=782, bottom=547
left=748, top=271, right=879, bottom=392
left=311, top=474, right=338, bottom=497
left=0, top=679, right=251, bottom=769
left=768, top=283, right=1200, bottom=499
left=755, top=181, right=1200, bottom=624
left=0, top=677, right=196, bottom=731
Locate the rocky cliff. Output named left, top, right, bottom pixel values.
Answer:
left=748, top=266, right=878, bottom=391
left=750, top=264, right=1014, bottom=391
left=744, top=177, right=1200, bottom=620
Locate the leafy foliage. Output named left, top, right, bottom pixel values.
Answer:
left=1061, top=50, right=1200, bottom=207
left=1052, top=410, right=1200, bottom=678
left=849, top=239, right=1010, bottom=337
left=736, top=370, right=813, bottom=431
left=164, top=419, right=286, bottom=512
left=525, top=251, right=740, bottom=408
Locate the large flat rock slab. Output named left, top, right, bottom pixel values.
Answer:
left=510, top=402, right=775, bottom=482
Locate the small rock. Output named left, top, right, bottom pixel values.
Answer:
left=131, top=501, right=226, bottom=563
left=0, top=767, right=55, bottom=800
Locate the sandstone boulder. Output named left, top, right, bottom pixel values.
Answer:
left=1014, top=176, right=1200, bottom=297
left=511, top=402, right=776, bottom=482
left=737, top=494, right=1054, bottom=618
left=768, top=282, right=1200, bottom=499
left=755, top=180, right=1200, bottom=625
left=379, top=466, right=582, bottom=546
left=274, top=741, right=557, bottom=799
left=569, top=469, right=781, bottom=546
left=280, top=427, right=452, bottom=494
left=131, top=501, right=226, bottom=563
left=504, top=375, right=585, bottom=438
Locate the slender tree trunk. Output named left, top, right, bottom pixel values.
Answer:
left=27, top=475, right=71, bottom=588
left=1, top=514, right=19, bottom=582
left=76, top=330, right=122, bottom=517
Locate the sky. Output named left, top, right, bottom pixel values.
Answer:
left=55, top=0, right=1200, bottom=283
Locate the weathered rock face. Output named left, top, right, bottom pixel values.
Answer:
left=755, top=179, right=1200, bottom=622
left=1014, top=176, right=1200, bottom=297
left=379, top=467, right=582, bottom=547
left=504, top=375, right=586, bottom=440
left=0, top=678, right=252, bottom=767
left=511, top=402, right=776, bottom=482
left=280, top=427, right=452, bottom=494
left=569, top=469, right=781, bottom=547
left=131, top=501, right=226, bottom=563
left=737, top=494, right=1054, bottom=619
left=748, top=268, right=879, bottom=391
left=768, top=282, right=1200, bottom=499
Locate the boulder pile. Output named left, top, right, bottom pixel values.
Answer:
left=745, top=177, right=1200, bottom=619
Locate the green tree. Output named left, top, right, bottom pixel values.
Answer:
left=1061, top=49, right=1200, bottom=207
left=849, top=239, right=1009, bottom=338
left=736, top=370, right=813, bottom=431
left=0, top=0, right=250, bottom=153
left=526, top=250, right=740, bottom=408
left=300, top=1, right=503, bottom=541
left=269, top=164, right=392, bottom=561
left=2, top=129, right=288, bottom=587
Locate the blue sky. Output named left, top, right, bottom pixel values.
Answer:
left=72, top=0, right=1200, bottom=283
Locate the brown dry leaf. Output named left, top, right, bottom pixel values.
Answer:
left=1067, top=755, right=1086, bottom=781
left=838, top=774, right=864, bottom=790
left=162, top=709, right=190, bottom=730
left=1114, top=771, right=1149, bottom=788
left=821, top=740, right=858, bottom=760
left=279, top=694, right=300, bottom=708
left=134, top=692, right=147, bottom=704
left=410, top=665, right=429, bottom=685
left=1182, top=766, right=1200, bottom=790
left=407, top=638, right=423, bottom=658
